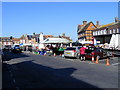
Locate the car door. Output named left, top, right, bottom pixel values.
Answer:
left=94, top=49, right=100, bottom=57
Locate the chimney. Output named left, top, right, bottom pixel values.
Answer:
left=62, top=33, right=65, bottom=36
left=96, top=21, right=99, bottom=25
left=33, top=33, right=35, bottom=35
left=115, top=17, right=118, bottom=22
left=83, top=21, right=87, bottom=25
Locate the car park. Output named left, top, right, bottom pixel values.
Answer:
left=85, top=46, right=107, bottom=60
left=64, top=46, right=82, bottom=58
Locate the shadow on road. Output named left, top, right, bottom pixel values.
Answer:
left=3, top=59, right=103, bottom=89
left=2, top=51, right=29, bottom=61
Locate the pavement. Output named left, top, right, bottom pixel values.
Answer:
left=2, top=51, right=119, bottom=89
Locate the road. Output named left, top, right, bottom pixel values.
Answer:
left=2, top=51, right=119, bottom=89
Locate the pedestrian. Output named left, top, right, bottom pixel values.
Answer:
left=80, top=45, right=87, bottom=61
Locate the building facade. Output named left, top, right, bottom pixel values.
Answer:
left=12, top=38, right=20, bottom=45
left=77, top=21, right=98, bottom=43
left=58, top=33, right=72, bottom=41
left=93, top=18, right=120, bottom=44
left=0, top=37, right=13, bottom=48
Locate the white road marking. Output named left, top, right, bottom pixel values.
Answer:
left=112, top=63, right=119, bottom=66
left=89, top=62, right=95, bottom=64
left=66, top=59, right=74, bottom=61
left=99, top=59, right=106, bottom=62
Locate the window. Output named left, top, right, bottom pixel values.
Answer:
left=117, top=28, right=119, bottom=33
left=110, top=30, right=112, bottom=34
left=93, top=32, right=94, bottom=35
left=4, top=39, right=7, bottom=41
left=102, top=30, right=104, bottom=34
left=92, top=26, right=94, bottom=28
left=104, top=30, right=106, bottom=34
left=113, top=29, right=116, bottom=33
left=117, top=28, right=120, bottom=33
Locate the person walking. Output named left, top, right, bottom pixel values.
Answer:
left=80, top=45, right=87, bottom=61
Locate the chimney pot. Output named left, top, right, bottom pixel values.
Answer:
left=83, top=21, right=87, bottom=25
left=62, top=33, right=65, bottom=36
left=96, top=21, right=99, bottom=25
left=115, top=17, right=118, bottom=22
left=33, top=33, right=35, bottom=35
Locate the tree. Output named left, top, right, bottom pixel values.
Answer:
left=10, top=36, right=13, bottom=40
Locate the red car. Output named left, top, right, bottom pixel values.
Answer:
left=85, top=47, right=107, bottom=60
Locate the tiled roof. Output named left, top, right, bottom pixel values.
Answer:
left=0, top=37, right=10, bottom=39
left=78, top=22, right=97, bottom=33
left=44, top=35, right=52, bottom=36
left=20, top=35, right=26, bottom=39
left=99, top=22, right=115, bottom=28
left=0, top=37, right=12, bottom=41
left=12, top=38, right=20, bottom=41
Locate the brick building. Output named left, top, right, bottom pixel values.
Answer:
left=77, top=21, right=98, bottom=43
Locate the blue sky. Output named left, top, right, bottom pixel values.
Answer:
left=2, top=2, right=118, bottom=41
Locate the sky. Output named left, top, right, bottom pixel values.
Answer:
left=2, top=2, right=118, bottom=41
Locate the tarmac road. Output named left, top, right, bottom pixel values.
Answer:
left=2, top=51, right=119, bottom=89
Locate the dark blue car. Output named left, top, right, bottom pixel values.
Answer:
left=11, top=46, right=22, bottom=53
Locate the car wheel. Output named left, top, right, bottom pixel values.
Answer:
left=76, top=54, right=80, bottom=59
left=64, top=56, right=68, bottom=58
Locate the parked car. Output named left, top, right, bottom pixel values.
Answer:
left=11, top=46, right=22, bottom=53
left=3, top=45, right=11, bottom=51
left=64, top=46, right=82, bottom=58
left=85, top=46, right=107, bottom=60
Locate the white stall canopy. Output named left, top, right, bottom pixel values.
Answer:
left=41, top=38, right=70, bottom=44
left=109, top=34, right=120, bottom=50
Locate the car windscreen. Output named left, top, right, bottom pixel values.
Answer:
left=66, top=48, right=76, bottom=50
left=14, top=46, right=20, bottom=49
left=85, top=47, right=95, bottom=53
left=15, top=45, right=20, bottom=47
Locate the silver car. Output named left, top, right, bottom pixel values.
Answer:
left=64, top=47, right=82, bottom=59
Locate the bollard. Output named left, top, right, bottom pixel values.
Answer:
left=95, top=56, right=99, bottom=64
left=60, top=54, right=62, bottom=56
left=54, top=53, right=56, bottom=56
left=92, top=55, right=94, bottom=62
left=106, top=57, right=110, bottom=66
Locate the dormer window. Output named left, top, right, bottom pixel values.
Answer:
left=92, top=26, right=94, bottom=28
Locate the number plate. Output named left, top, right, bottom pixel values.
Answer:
left=66, top=53, right=70, bottom=54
